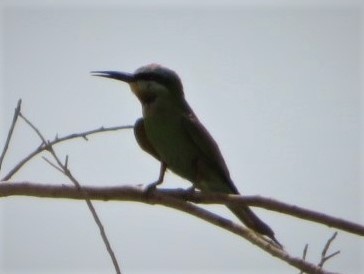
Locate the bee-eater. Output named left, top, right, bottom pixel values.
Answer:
left=92, top=64, right=280, bottom=246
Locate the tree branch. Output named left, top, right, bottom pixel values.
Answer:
left=1, top=100, right=359, bottom=274
left=318, top=232, right=340, bottom=269
left=17, top=113, right=123, bottom=274
left=2, top=182, right=361, bottom=238
left=0, top=181, right=340, bottom=274
left=1, top=123, right=133, bottom=181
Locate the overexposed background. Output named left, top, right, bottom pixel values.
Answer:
left=0, top=0, right=363, bottom=273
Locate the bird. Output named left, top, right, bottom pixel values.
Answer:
left=91, top=64, right=281, bottom=247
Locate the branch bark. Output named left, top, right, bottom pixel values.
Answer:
left=0, top=181, right=341, bottom=274
left=1, top=182, right=361, bottom=237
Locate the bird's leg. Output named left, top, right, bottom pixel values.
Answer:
left=145, top=162, right=166, bottom=192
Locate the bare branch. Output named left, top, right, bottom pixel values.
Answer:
left=0, top=102, right=355, bottom=274
left=149, top=190, right=338, bottom=274
left=1, top=124, right=133, bottom=181
left=19, top=112, right=47, bottom=145
left=162, top=190, right=364, bottom=237
left=0, top=99, right=22, bottom=172
left=18, top=113, right=122, bottom=274
left=49, top=155, right=122, bottom=274
left=1, top=183, right=362, bottom=239
left=321, top=232, right=337, bottom=261
left=298, top=232, right=341, bottom=274
left=0, top=181, right=339, bottom=274
left=318, top=232, right=340, bottom=269
left=302, top=244, right=309, bottom=261
left=42, top=156, right=64, bottom=173
left=299, top=244, right=309, bottom=274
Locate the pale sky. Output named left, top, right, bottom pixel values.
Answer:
left=0, top=1, right=363, bottom=273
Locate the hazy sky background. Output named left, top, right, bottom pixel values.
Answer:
left=0, top=1, right=363, bottom=273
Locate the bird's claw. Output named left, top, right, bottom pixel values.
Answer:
left=144, top=180, right=162, bottom=192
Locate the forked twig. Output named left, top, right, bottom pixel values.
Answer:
left=1, top=119, right=133, bottom=181
left=298, top=232, right=340, bottom=274
left=318, top=232, right=340, bottom=269
left=0, top=101, right=352, bottom=274
left=19, top=112, right=122, bottom=274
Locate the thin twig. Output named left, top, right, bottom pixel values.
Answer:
left=0, top=99, right=22, bottom=172
left=320, top=251, right=340, bottom=268
left=1, top=123, right=133, bottom=181
left=48, top=154, right=122, bottom=274
left=321, top=232, right=337, bottom=260
left=42, top=156, right=64, bottom=173
left=299, top=244, right=309, bottom=274
left=19, top=113, right=122, bottom=274
left=318, top=232, right=340, bottom=269
left=302, top=244, right=309, bottom=261
left=19, top=112, right=47, bottom=145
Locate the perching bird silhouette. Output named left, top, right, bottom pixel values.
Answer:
left=92, top=64, right=281, bottom=247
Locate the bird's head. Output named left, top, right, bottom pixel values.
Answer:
left=91, top=64, right=184, bottom=105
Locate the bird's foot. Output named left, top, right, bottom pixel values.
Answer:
left=178, top=185, right=198, bottom=201
left=186, top=185, right=196, bottom=194
left=144, top=180, right=162, bottom=193
left=143, top=180, right=163, bottom=202
left=144, top=162, right=166, bottom=196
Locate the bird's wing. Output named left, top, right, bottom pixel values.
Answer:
left=182, top=112, right=238, bottom=193
left=134, top=118, right=161, bottom=161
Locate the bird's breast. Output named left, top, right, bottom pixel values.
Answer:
left=143, top=110, right=197, bottom=182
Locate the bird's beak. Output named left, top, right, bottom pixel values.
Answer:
left=91, top=70, right=145, bottom=100
left=91, top=71, right=135, bottom=83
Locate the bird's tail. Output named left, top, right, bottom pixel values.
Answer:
left=227, top=204, right=282, bottom=247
